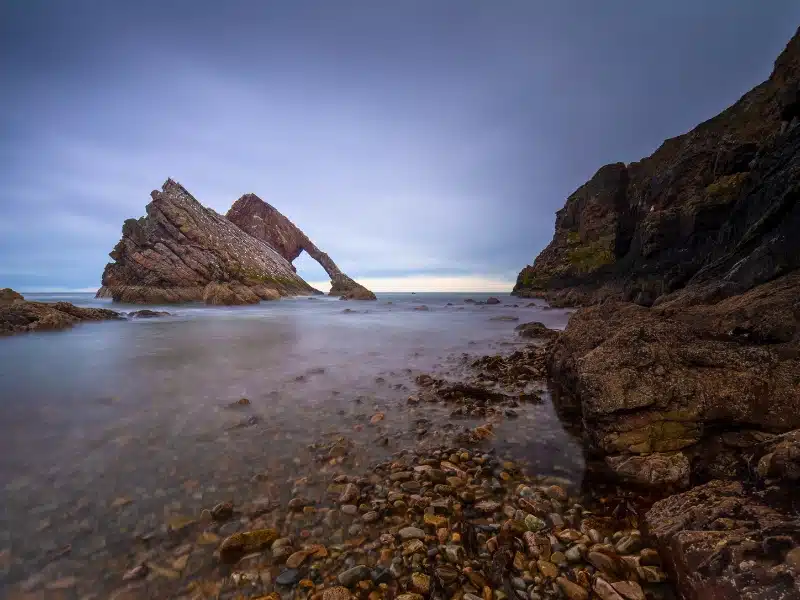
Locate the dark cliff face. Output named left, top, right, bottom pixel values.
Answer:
left=227, top=195, right=376, bottom=300
left=97, top=179, right=319, bottom=304
left=514, top=27, right=800, bottom=307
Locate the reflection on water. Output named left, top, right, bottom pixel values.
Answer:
left=0, top=292, right=580, bottom=587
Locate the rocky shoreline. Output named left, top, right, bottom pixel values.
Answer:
left=0, top=288, right=122, bottom=335
left=2, top=314, right=678, bottom=600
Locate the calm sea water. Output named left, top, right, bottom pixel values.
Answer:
left=0, top=292, right=581, bottom=587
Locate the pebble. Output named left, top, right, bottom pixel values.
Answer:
left=556, top=577, right=588, bottom=600
left=363, top=511, right=379, bottom=523
left=537, top=560, right=559, bottom=579
left=323, top=586, right=352, bottom=600
left=398, top=526, right=426, bottom=540
left=276, top=568, right=301, bottom=586
left=341, top=504, right=358, bottom=516
left=338, top=565, right=371, bottom=587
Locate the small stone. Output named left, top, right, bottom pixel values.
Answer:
left=398, top=527, right=425, bottom=540
left=46, top=576, right=79, bottom=590
left=424, top=513, right=447, bottom=528
left=587, top=551, right=620, bottom=576
left=475, top=500, right=501, bottom=513
left=219, top=528, right=279, bottom=563
left=556, top=577, right=588, bottom=600
left=370, top=412, right=385, bottom=424
left=286, top=550, right=311, bottom=569
left=611, top=580, right=644, bottom=600
left=537, top=560, right=558, bottom=579
left=372, top=567, right=393, bottom=584
left=396, top=595, right=424, bottom=600
left=410, top=572, right=431, bottom=595
left=402, top=539, right=425, bottom=556
left=464, top=594, right=483, bottom=600
left=211, top=501, right=234, bottom=521
left=172, top=554, right=189, bottom=571
left=445, top=545, right=465, bottom=562
left=640, top=565, right=667, bottom=583
left=111, top=496, right=132, bottom=508
left=565, top=545, right=584, bottom=563
left=363, top=511, right=379, bottom=523
left=323, top=586, right=353, bottom=600
left=341, top=504, right=358, bottom=515
left=525, top=515, right=546, bottom=532
left=340, top=484, right=359, bottom=504
left=593, top=578, right=624, bottom=600
left=401, top=481, right=421, bottom=492
left=276, top=569, right=301, bottom=586
left=550, top=551, right=566, bottom=565
left=338, top=565, right=371, bottom=587
left=123, top=564, right=149, bottom=581
left=544, top=486, right=567, bottom=502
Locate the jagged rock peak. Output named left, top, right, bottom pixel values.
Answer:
left=97, top=179, right=319, bottom=304
left=227, top=194, right=376, bottom=300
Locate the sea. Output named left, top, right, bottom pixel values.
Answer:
left=0, top=292, right=582, bottom=588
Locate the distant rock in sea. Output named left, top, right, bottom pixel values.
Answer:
left=97, top=179, right=375, bottom=304
left=227, top=194, right=376, bottom=300
left=1, top=288, right=121, bottom=335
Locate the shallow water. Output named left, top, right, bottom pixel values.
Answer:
left=0, top=292, right=581, bottom=589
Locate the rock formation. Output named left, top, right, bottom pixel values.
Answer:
left=513, top=27, right=800, bottom=307
left=1, top=288, right=121, bottom=335
left=226, top=194, right=376, bottom=300
left=518, top=28, right=800, bottom=599
left=97, top=179, right=335, bottom=304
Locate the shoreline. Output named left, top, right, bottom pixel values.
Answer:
left=1, top=303, right=678, bottom=600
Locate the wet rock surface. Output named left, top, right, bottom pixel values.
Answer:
left=0, top=289, right=122, bottom=335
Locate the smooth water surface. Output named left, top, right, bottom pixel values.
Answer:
left=0, top=292, right=580, bottom=587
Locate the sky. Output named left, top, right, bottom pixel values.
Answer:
left=1, top=2, right=799, bottom=293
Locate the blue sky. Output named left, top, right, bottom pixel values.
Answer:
left=2, top=1, right=799, bottom=292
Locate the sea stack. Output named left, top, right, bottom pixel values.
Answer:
left=97, top=179, right=375, bottom=304
left=227, top=194, right=376, bottom=300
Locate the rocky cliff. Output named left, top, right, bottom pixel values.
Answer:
left=525, top=29, right=800, bottom=600
left=226, top=194, right=376, bottom=300
left=97, top=179, right=357, bottom=304
left=514, top=27, right=800, bottom=307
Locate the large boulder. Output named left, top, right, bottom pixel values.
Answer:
left=645, top=480, right=800, bottom=600
left=548, top=279, right=800, bottom=461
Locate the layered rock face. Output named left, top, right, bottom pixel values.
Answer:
left=1, top=289, right=121, bottom=335
left=97, top=180, right=323, bottom=304
left=522, top=29, right=800, bottom=599
left=227, top=194, right=376, bottom=300
left=514, top=27, right=800, bottom=306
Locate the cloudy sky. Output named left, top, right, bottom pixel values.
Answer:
left=2, top=2, right=798, bottom=292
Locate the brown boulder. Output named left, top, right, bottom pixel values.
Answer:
left=0, top=288, right=24, bottom=305
left=548, top=280, right=800, bottom=458
left=515, top=321, right=558, bottom=340
left=645, top=480, right=800, bottom=600
left=1, top=295, right=122, bottom=336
